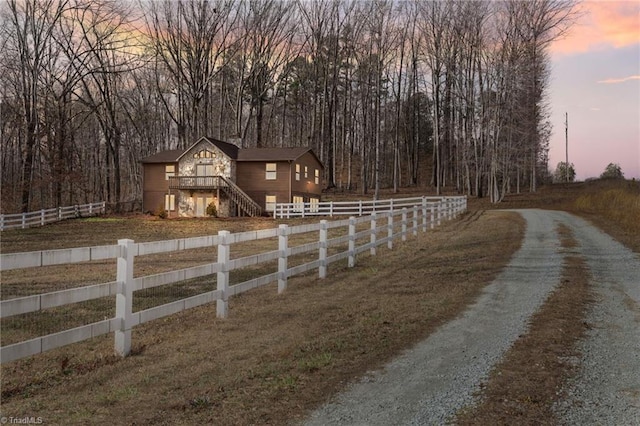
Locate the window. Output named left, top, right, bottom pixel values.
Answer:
left=165, top=165, right=175, bottom=180
left=314, top=169, right=319, bottom=185
left=295, top=164, right=300, bottom=181
left=304, top=166, right=308, bottom=179
left=193, top=149, right=216, bottom=159
left=293, top=196, right=304, bottom=213
left=266, top=163, right=277, bottom=180
left=164, top=194, right=175, bottom=211
left=265, top=195, right=277, bottom=212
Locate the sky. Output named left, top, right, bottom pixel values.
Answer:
left=548, top=0, right=640, bottom=180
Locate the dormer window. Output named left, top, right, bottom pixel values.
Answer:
left=193, top=149, right=217, bottom=159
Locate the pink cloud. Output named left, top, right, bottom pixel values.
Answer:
left=597, top=75, right=640, bottom=84
left=551, top=1, right=640, bottom=55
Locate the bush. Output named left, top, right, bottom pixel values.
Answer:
left=156, top=204, right=168, bottom=219
left=206, top=201, right=218, bottom=217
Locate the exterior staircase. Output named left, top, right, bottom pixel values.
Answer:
left=218, top=176, right=263, bottom=217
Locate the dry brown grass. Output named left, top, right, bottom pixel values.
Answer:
left=455, top=224, right=594, bottom=425
left=1, top=211, right=524, bottom=425
left=466, top=178, right=640, bottom=252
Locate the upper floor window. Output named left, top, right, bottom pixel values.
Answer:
left=266, top=163, right=277, bottom=180
left=193, top=149, right=217, bottom=159
left=295, top=164, right=300, bottom=181
left=314, top=169, right=319, bottom=185
left=165, top=165, right=175, bottom=180
left=304, top=166, right=308, bottom=179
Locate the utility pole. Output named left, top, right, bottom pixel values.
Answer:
left=565, top=112, right=569, bottom=182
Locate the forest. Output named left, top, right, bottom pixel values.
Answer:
left=0, top=0, right=576, bottom=213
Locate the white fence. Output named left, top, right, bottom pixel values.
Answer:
left=0, top=196, right=466, bottom=363
left=274, top=196, right=463, bottom=219
left=0, top=202, right=106, bottom=231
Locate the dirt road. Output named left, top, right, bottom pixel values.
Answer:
left=305, top=209, right=640, bottom=425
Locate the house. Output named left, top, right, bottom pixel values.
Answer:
left=140, top=137, right=324, bottom=217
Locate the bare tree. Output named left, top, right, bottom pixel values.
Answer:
left=144, top=0, right=237, bottom=148
left=235, top=0, right=300, bottom=147
left=4, top=0, right=70, bottom=211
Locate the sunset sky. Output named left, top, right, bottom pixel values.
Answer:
left=548, top=0, right=640, bottom=180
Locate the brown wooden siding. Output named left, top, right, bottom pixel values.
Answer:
left=236, top=161, right=291, bottom=210
left=235, top=155, right=323, bottom=210
left=142, top=162, right=175, bottom=213
left=290, top=152, right=323, bottom=196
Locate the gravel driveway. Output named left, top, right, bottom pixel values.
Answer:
left=304, top=209, right=640, bottom=425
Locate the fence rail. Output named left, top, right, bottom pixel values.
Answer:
left=274, top=196, right=462, bottom=218
left=0, top=202, right=106, bottom=231
left=0, top=196, right=466, bottom=363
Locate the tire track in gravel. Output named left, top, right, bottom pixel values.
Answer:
left=303, top=209, right=640, bottom=425
left=552, top=211, right=640, bottom=425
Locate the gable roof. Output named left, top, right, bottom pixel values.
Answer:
left=140, top=138, right=323, bottom=168
left=140, top=149, right=183, bottom=163
left=178, top=136, right=239, bottom=160
left=238, top=147, right=323, bottom=168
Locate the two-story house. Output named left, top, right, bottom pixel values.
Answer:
left=141, top=137, right=323, bottom=217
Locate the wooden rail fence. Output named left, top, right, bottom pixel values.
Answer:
left=0, top=202, right=106, bottom=231
left=0, top=196, right=466, bottom=363
left=274, top=196, right=462, bottom=219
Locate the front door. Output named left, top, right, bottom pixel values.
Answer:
left=195, top=196, right=215, bottom=217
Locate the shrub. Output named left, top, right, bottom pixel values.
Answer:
left=156, top=204, right=168, bottom=219
left=206, top=201, right=218, bottom=217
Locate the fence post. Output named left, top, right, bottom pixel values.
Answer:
left=0, top=214, right=4, bottom=231
left=21, top=213, right=26, bottom=229
left=370, top=213, right=377, bottom=256
left=278, top=224, right=288, bottom=294
left=330, top=201, right=334, bottom=217
left=359, top=200, right=363, bottom=216
left=387, top=213, right=393, bottom=250
left=115, top=239, right=134, bottom=357
left=217, top=230, right=230, bottom=318
left=389, top=198, right=394, bottom=213
left=413, top=206, right=418, bottom=236
left=319, top=220, right=327, bottom=279
left=348, top=217, right=356, bottom=268
left=41, top=209, right=45, bottom=226
left=437, top=202, right=442, bottom=226
left=401, top=208, right=407, bottom=242
left=422, top=197, right=427, bottom=232
left=428, top=205, right=434, bottom=229
left=58, top=207, right=63, bottom=221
